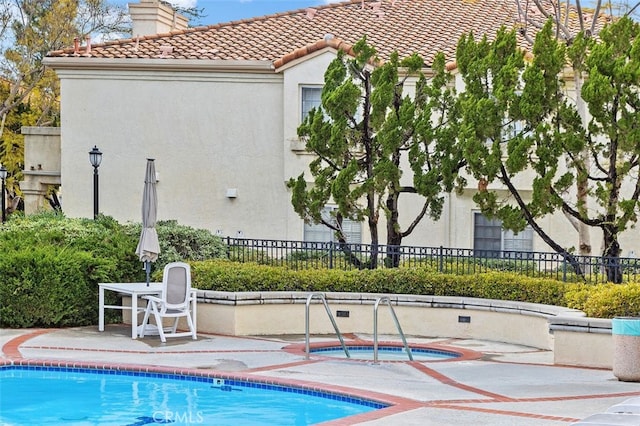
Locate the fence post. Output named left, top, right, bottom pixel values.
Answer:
left=439, top=246, right=444, bottom=273
left=329, top=241, right=334, bottom=269
left=562, top=256, right=567, bottom=282
left=226, top=236, right=231, bottom=260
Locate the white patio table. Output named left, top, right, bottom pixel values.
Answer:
left=98, top=282, right=162, bottom=339
left=98, top=282, right=197, bottom=339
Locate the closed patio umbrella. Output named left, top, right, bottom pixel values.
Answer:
left=135, top=159, right=160, bottom=286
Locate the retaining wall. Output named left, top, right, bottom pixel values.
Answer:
left=191, top=291, right=612, bottom=369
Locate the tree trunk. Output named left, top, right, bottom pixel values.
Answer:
left=384, top=191, right=402, bottom=267
left=335, top=214, right=370, bottom=270
left=368, top=214, right=379, bottom=269
left=385, top=229, right=402, bottom=268
left=499, top=166, right=586, bottom=279
left=574, top=72, right=592, bottom=261
left=602, top=224, right=622, bottom=283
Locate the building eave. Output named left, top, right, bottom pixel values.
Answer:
left=43, top=57, right=276, bottom=73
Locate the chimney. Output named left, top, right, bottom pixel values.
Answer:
left=128, top=0, right=188, bottom=36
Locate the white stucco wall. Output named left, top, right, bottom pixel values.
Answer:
left=56, top=63, right=294, bottom=239
left=281, top=50, right=335, bottom=240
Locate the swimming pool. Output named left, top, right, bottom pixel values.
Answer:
left=310, top=345, right=461, bottom=361
left=0, top=365, right=386, bottom=425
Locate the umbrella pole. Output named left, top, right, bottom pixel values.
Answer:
left=145, top=261, right=151, bottom=286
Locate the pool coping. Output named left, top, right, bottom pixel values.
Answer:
left=283, top=339, right=484, bottom=363
left=0, top=357, right=422, bottom=426
left=4, top=326, right=639, bottom=425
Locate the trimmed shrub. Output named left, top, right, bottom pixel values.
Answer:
left=0, top=214, right=142, bottom=327
left=0, top=247, right=110, bottom=327
left=0, top=213, right=142, bottom=283
left=189, top=260, right=571, bottom=308
left=123, top=220, right=226, bottom=273
left=0, top=214, right=226, bottom=328
left=2, top=213, right=637, bottom=326
left=565, top=283, right=640, bottom=318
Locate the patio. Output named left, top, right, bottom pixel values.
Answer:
left=2, top=325, right=639, bottom=425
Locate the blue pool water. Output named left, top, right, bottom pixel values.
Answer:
left=0, top=366, right=384, bottom=425
left=311, top=345, right=460, bottom=361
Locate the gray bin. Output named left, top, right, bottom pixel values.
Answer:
left=612, top=317, right=640, bottom=382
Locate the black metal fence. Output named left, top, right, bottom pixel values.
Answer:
left=225, top=237, right=640, bottom=283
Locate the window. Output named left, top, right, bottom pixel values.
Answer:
left=505, top=118, right=531, bottom=140
left=473, top=214, right=502, bottom=257
left=473, top=213, right=533, bottom=258
left=503, top=228, right=534, bottom=253
left=304, top=207, right=362, bottom=244
left=301, top=87, right=322, bottom=122
left=301, top=85, right=362, bottom=126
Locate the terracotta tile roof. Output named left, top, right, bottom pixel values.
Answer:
left=46, top=0, right=604, bottom=69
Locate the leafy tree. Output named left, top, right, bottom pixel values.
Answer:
left=457, top=17, right=640, bottom=282
left=514, top=0, right=639, bottom=259
left=162, top=1, right=206, bottom=25
left=0, top=0, right=128, bottom=209
left=0, top=0, right=128, bottom=125
left=0, top=80, right=28, bottom=204
left=288, top=37, right=462, bottom=268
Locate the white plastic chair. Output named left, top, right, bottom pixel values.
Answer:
left=139, top=262, right=197, bottom=343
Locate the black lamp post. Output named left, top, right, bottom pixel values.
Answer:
left=0, top=165, right=6, bottom=223
left=89, top=146, right=102, bottom=219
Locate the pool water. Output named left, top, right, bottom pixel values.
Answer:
left=310, top=345, right=460, bottom=361
left=0, top=366, right=383, bottom=425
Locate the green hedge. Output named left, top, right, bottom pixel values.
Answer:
left=565, top=283, right=640, bottom=318
left=0, top=248, right=110, bottom=327
left=123, top=220, right=227, bottom=268
left=0, top=214, right=142, bottom=327
left=0, top=213, right=226, bottom=328
left=189, top=260, right=572, bottom=307
left=189, top=260, right=640, bottom=318
left=0, top=213, right=142, bottom=283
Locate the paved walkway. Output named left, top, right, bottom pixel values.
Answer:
left=2, top=326, right=640, bottom=425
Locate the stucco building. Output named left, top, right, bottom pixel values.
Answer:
left=40, top=0, right=636, bottom=258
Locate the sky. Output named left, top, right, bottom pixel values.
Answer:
left=121, top=1, right=619, bottom=27
left=152, top=0, right=343, bottom=26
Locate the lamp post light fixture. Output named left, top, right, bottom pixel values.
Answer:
left=89, top=146, right=102, bottom=219
left=0, top=165, right=6, bottom=223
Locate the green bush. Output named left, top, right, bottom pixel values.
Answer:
left=123, top=220, right=226, bottom=273
left=0, top=214, right=226, bottom=327
left=189, top=260, right=571, bottom=307
left=0, top=213, right=143, bottom=327
left=0, top=247, right=110, bottom=327
left=565, top=283, right=640, bottom=318
left=0, top=213, right=142, bottom=283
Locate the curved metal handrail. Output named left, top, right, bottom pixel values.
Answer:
left=374, top=296, right=413, bottom=363
left=305, top=293, right=350, bottom=359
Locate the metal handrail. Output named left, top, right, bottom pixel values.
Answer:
left=374, top=296, right=413, bottom=363
left=305, top=293, right=350, bottom=359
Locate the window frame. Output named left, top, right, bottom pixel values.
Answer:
left=473, top=212, right=533, bottom=258
left=303, top=206, right=362, bottom=244
left=301, top=86, right=323, bottom=123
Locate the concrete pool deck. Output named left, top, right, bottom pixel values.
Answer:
left=2, top=326, right=640, bottom=425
